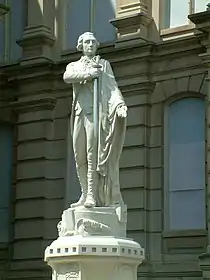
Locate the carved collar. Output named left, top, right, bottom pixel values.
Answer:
left=80, top=55, right=100, bottom=67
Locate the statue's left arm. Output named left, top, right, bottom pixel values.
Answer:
left=104, top=61, right=127, bottom=118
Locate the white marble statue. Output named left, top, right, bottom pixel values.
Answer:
left=63, top=32, right=127, bottom=209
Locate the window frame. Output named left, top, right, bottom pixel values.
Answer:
left=0, top=0, right=26, bottom=63
left=163, top=93, right=207, bottom=233
left=159, top=0, right=208, bottom=40
left=0, top=0, right=10, bottom=62
left=62, top=0, right=117, bottom=51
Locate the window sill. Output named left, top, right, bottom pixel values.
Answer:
left=163, top=229, right=206, bottom=238
left=160, top=24, right=196, bottom=41
left=163, top=229, right=207, bottom=254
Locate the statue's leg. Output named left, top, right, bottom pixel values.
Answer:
left=71, top=114, right=88, bottom=207
left=83, top=114, right=98, bottom=208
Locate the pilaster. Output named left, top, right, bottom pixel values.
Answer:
left=116, top=0, right=148, bottom=17
left=110, top=0, right=160, bottom=48
left=9, top=96, right=59, bottom=280
left=17, top=0, right=56, bottom=64
left=189, top=8, right=210, bottom=280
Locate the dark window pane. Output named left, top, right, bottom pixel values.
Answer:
left=0, top=123, right=13, bottom=208
left=168, top=98, right=205, bottom=191
left=93, top=0, right=116, bottom=43
left=10, top=0, right=25, bottom=60
left=170, top=0, right=188, bottom=27
left=167, top=98, right=205, bottom=230
left=0, top=209, right=9, bottom=242
left=65, top=0, right=91, bottom=49
left=169, top=190, right=206, bottom=230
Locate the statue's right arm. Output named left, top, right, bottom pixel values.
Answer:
left=63, top=63, right=91, bottom=84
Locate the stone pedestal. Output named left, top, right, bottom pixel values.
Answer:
left=44, top=206, right=145, bottom=280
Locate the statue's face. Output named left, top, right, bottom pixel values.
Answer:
left=82, top=35, right=97, bottom=56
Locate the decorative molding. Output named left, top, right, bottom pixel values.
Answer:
left=0, top=3, right=9, bottom=20
left=12, top=97, right=57, bottom=113
left=118, top=1, right=148, bottom=16
left=17, top=25, right=55, bottom=63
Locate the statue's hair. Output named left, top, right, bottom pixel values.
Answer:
left=76, top=32, right=100, bottom=52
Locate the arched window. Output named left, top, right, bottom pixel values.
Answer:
left=0, top=122, right=13, bottom=242
left=64, top=0, right=116, bottom=50
left=164, top=97, right=206, bottom=231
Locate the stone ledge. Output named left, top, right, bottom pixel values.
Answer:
left=45, top=235, right=144, bottom=261
left=110, top=13, right=160, bottom=47
left=12, top=97, right=57, bottom=113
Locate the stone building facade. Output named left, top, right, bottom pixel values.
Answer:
left=0, top=0, right=210, bottom=280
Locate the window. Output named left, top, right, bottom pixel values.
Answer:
left=64, top=0, right=116, bottom=50
left=0, top=0, right=25, bottom=62
left=0, top=123, right=13, bottom=243
left=164, top=97, right=206, bottom=231
left=161, top=0, right=208, bottom=29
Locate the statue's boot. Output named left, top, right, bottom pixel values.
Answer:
left=71, top=165, right=88, bottom=208
left=84, top=168, right=97, bottom=208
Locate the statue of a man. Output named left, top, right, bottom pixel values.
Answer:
left=63, top=32, right=127, bottom=208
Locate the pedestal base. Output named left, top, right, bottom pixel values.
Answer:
left=45, top=235, right=144, bottom=280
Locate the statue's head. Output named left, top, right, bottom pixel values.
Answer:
left=77, top=32, right=100, bottom=57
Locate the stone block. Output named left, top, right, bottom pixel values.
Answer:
left=124, top=126, right=145, bottom=147
left=127, top=210, right=145, bottom=231
left=44, top=199, right=64, bottom=219
left=146, top=210, right=162, bottom=232
left=18, top=121, right=54, bottom=142
left=120, top=168, right=145, bottom=189
left=15, top=199, right=44, bottom=219
left=151, top=82, right=165, bottom=104
left=127, top=231, right=145, bottom=248
left=15, top=179, right=65, bottom=200
left=149, top=168, right=162, bottom=190
left=122, top=188, right=144, bottom=209
left=13, top=240, right=43, bottom=259
left=53, top=118, right=68, bottom=140
left=162, top=79, right=177, bottom=100
left=120, top=147, right=145, bottom=168
left=148, top=233, right=162, bottom=262
left=127, top=106, right=146, bottom=126
left=149, top=147, right=162, bottom=168
left=17, top=160, right=45, bottom=180
left=147, top=189, right=162, bottom=211
left=43, top=219, right=60, bottom=239
left=18, top=140, right=66, bottom=161
left=54, top=97, right=72, bottom=119
left=45, top=159, right=66, bottom=179
left=189, top=73, right=205, bottom=93
left=14, top=219, right=44, bottom=239
left=200, top=75, right=208, bottom=96
left=18, top=110, right=54, bottom=123
left=150, top=103, right=163, bottom=127
left=176, top=76, right=190, bottom=93
left=149, top=126, right=162, bottom=147
left=125, top=93, right=148, bottom=107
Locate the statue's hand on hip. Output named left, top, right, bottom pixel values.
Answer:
left=116, top=105, right=127, bottom=118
